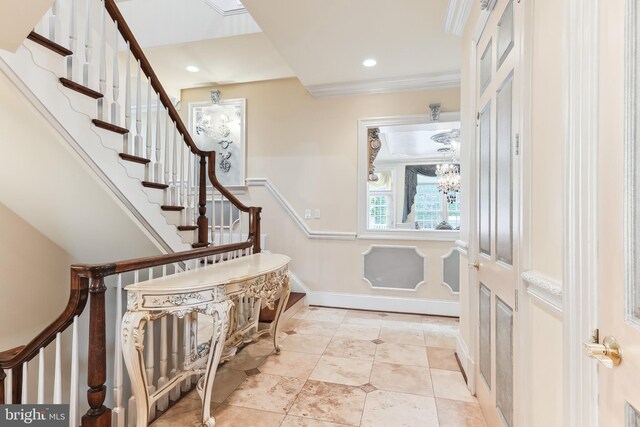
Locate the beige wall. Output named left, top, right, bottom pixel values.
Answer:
left=0, top=202, right=73, bottom=350
left=181, top=79, right=461, bottom=305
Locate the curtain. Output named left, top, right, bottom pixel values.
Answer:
left=402, top=165, right=438, bottom=223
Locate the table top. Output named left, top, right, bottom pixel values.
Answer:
left=125, top=252, right=290, bottom=293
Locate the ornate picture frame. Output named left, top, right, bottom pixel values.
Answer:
left=189, top=98, right=247, bottom=189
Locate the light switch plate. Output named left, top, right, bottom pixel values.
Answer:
left=314, top=209, right=321, bottom=219
left=304, top=209, right=312, bottom=219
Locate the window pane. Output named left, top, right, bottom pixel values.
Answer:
left=369, top=195, right=390, bottom=229
left=497, top=1, right=514, bottom=68
left=480, top=40, right=492, bottom=94
left=496, top=75, right=513, bottom=264
left=479, top=103, right=491, bottom=255
left=447, top=198, right=461, bottom=229
left=414, top=179, right=441, bottom=230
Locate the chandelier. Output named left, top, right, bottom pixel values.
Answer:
left=436, top=161, right=460, bottom=203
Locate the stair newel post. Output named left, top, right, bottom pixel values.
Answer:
left=250, top=206, right=262, bottom=254
left=197, top=154, right=209, bottom=246
left=82, top=274, right=112, bottom=427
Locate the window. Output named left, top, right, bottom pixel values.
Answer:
left=367, top=170, right=394, bottom=230
left=413, top=174, right=460, bottom=230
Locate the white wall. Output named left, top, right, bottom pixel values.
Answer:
left=181, top=78, right=462, bottom=313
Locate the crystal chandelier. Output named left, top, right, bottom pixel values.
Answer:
left=436, top=161, right=460, bottom=203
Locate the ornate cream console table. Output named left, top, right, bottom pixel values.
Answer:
left=121, top=253, right=291, bottom=427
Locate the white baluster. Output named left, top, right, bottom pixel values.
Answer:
left=97, top=1, right=106, bottom=120
left=164, top=115, right=171, bottom=191
left=154, top=99, right=163, bottom=183
left=123, top=42, right=131, bottom=154
left=6, top=369, right=12, bottom=404
left=83, top=0, right=92, bottom=86
left=172, top=126, right=178, bottom=205
left=156, top=316, right=169, bottom=411
left=134, top=60, right=143, bottom=158
left=169, top=315, right=180, bottom=401
left=145, top=320, right=156, bottom=420
left=67, top=0, right=77, bottom=79
left=21, top=362, right=28, bottom=404
left=145, top=80, right=153, bottom=181
left=53, top=333, right=62, bottom=404
left=187, top=150, right=194, bottom=226
left=220, top=195, right=225, bottom=246
left=37, top=348, right=45, bottom=404
left=49, top=0, right=60, bottom=42
left=180, top=140, right=186, bottom=222
left=228, top=201, right=233, bottom=249
left=211, top=191, right=216, bottom=246
left=128, top=271, right=140, bottom=426
left=111, top=23, right=121, bottom=126
left=69, top=316, right=79, bottom=427
left=182, top=315, right=191, bottom=392
left=113, top=274, right=125, bottom=427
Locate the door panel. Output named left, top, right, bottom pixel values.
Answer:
left=597, top=0, right=640, bottom=424
left=473, top=0, right=521, bottom=425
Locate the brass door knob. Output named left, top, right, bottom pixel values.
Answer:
left=583, top=336, right=621, bottom=368
left=468, top=263, right=480, bottom=270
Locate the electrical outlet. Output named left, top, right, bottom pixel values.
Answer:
left=314, top=209, right=321, bottom=219
left=304, top=209, right=312, bottom=219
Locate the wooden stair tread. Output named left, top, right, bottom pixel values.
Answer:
left=142, top=181, right=168, bottom=189
left=177, top=225, right=198, bottom=231
left=259, top=292, right=306, bottom=323
left=27, top=32, right=73, bottom=56
left=59, top=78, right=103, bottom=99
left=161, top=205, right=184, bottom=211
left=93, top=119, right=129, bottom=134
left=119, top=153, right=150, bottom=165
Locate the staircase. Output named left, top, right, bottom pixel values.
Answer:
left=0, top=1, right=278, bottom=426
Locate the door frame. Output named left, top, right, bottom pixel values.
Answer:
left=563, top=0, right=600, bottom=426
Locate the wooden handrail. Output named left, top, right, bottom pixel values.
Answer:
left=0, top=272, right=89, bottom=370
left=104, top=0, right=204, bottom=157
left=207, top=152, right=252, bottom=213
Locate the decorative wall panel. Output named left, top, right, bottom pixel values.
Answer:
left=363, top=246, right=426, bottom=290
left=479, top=283, right=492, bottom=388
left=442, top=248, right=460, bottom=293
left=496, top=297, right=514, bottom=427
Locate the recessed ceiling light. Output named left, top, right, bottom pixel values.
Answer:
left=362, top=59, right=377, bottom=67
left=186, top=65, right=199, bottom=73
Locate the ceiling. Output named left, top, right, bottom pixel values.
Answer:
left=377, top=121, right=461, bottom=163
left=119, top=0, right=462, bottom=97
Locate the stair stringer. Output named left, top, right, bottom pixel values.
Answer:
left=0, top=42, right=194, bottom=253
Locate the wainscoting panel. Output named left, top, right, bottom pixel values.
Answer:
left=363, top=245, right=426, bottom=290
left=496, top=297, right=514, bottom=427
left=479, top=283, right=492, bottom=388
left=442, top=248, right=460, bottom=293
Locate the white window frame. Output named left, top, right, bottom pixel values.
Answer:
left=357, top=113, right=460, bottom=241
left=367, top=168, right=396, bottom=230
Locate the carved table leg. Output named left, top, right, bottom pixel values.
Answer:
left=121, top=311, right=151, bottom=427
left=271, top=274, right=291, bottom=354
left=200, top=300, right=232, bottom=427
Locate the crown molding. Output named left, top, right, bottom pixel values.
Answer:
left=305, top=71, right=461, bottom=98
left=444, top=0, right=474, bottom=36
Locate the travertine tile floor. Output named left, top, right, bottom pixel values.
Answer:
left=151, top=307, right=487, bottom=427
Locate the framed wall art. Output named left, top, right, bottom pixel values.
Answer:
left=189, top=97, right=246, bottom=189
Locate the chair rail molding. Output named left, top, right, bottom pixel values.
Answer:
left=245, top=178, right=357, bottom=240
left=521, top=271, right=563, bottom=316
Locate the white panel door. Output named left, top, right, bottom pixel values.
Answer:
left=595, top=0, right=640, bottom=424
left=474, top=0, right=522, bottom=426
